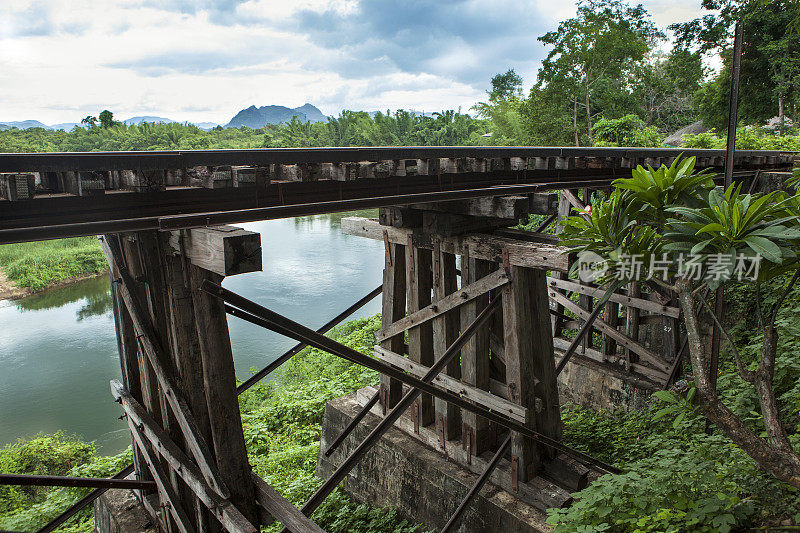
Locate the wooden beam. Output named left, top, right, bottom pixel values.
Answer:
left=127, top=423, right=197, bottom=533
left=167, top=226, right=261, bottom=277
left=341, top=217, right=569, bottom=272
left=529, top=193, right=559, bottom=215
left=111, top=381, right=257, bottom=533
left=251, top=474, right=326, bottom=533
left=432, top=244, right=461, bottom=442
left=503, top=267, right=559, bottom=482
left=188, top=265, right=258, bottom=526
left=380, top=242, right=406, bottom=413
left=407, top=244, right=434, bottom=428
left=407, top=195, right=530, bottom=219
left=545, top=277, right=680, bottom=318
left=161, top=242, right=218, bottom=531
left=549, top=289, right=670, bottom=373
left=373, top=346, right=529, bottom=423
left=378, top=206, right=423, bottom=228
left=375, top=268, right=509, bottom=342
left=421, top=212, right=517, bottom=237
left=461, top=256, right=492, bottom=456
left=552, top=337, right=665, bottom=386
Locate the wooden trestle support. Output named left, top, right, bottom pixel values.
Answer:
left=86, top=189, right=685, bottom=533
left=100, top=227, right=326, bottom=533
left=337, top=190, right=684, bottom=529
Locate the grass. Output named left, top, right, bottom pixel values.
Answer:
left=0, top=237, right=108, bottom=291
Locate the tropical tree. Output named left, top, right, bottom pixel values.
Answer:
left=560, top=156, right=800, bottom=487
left=536, top=0, right=663, bottom=144
left=98, top=110, right=115, bottom=129
left=671, top=0, right=800, bottom=129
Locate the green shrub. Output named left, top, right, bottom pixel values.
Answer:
left=0, top=433, right=131, bottom=532
left=0, top=237, right=107, bottom=290
left=554, top=402, right=800, bottom=532
left=681, top=127, right=800, bottom=151
left=592, top=115, right=663, bottom=147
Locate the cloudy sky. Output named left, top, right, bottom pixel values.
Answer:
left=0, top=0, right=705, bottom=125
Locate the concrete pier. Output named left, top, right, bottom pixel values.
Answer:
left=316, top=391, right=551, bottom=533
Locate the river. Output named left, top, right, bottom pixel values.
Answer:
left=0, top=211, right=383, bottom=453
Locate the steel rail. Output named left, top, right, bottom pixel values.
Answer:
left=0, top=146, right=786, bottom=173
left=0, top=178, right=616, bottom=244
left=0, top=170, right=764, bottom=244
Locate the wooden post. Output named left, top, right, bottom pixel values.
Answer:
left=461, top=254, right=491, bottom=455
left=162, top=237, right=219, bottom=532
left=407, top=243, right=434, bottom=429
left=432, top=241, right=461, bottom=444
left=601, top=298, right=619, bottom=360
left=115, top=232, right=189, bottom=532
left=551, top=191, right=573, bottom=337
left=625, top=283, right=641, bottom=370
left=503, top=266, right=560, bottom=482
left=188, top=265, right=258, bottom=527
left=380, top=242, right=406, bottom=413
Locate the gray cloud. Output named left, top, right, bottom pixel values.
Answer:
left=291, top=0, right=552, bottom=87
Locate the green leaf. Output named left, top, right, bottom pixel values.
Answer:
left=742, top=235, right=783, bottom=263
left=653, top=390, right=678, bottom=403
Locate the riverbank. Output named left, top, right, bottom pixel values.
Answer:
left=0, top=268, right=108, bottom=301
left=0, top=237, right=108, bottom=300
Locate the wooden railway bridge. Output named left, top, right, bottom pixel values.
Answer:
left=0, top=147, right=794, bottom=532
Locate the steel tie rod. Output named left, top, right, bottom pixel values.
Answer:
left=200, top=281, right=620, bottom=477
left=440, top=435, right=512, bottom=533
left=235, top=283, right=382, bottom=394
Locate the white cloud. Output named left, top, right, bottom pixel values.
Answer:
left=0, top=0, right=704, bottom=125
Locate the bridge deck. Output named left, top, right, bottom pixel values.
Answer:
left=0, top=146, right=792, bottom=243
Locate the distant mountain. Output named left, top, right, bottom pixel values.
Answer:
left=51, top=122, right=82, bottom=131
left=225, top=103, right=327, bottom=128
left=123, top=116, right=176, bottom=125
left=192, top=122, right=220, bottom=130
left=0, top=120, right=51, bottom=130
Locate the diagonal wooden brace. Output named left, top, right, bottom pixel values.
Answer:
left=111, top=380, right=257, bottom=533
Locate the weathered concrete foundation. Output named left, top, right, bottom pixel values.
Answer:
left=316, top=392, right=551, bottom=533
left=557, top=358, right=659, bottom=412
left=94, top=487, right=157, bottom=533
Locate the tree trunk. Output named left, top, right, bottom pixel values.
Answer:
left=584, top=78, right=592, bottom=144
left=779, top=94, right=785, bottom=133
left=675, top=278, right=800, bottom=488
left=573, top=100, right=580, bottom=147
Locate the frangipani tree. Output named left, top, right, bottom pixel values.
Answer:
left=560, top=156, right=800, bottom=487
